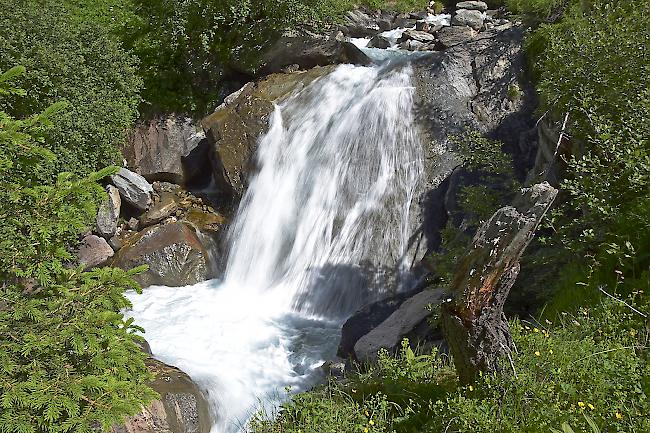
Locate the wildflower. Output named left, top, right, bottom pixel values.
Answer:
left=364, top=411, right=369, bottom=417
left=364, top=428, right=369, bottom=433
left=351, top=389, right=357, bottom=393
left=578, top=402, right=586, bottom=408
left=549, top=349, right=554, bottom=355
left=534, top=328, right=539, bottom=333
left=369, top=420, right=375, bottom=426
left=525, top=325, right=531, bottom=330
left=615, top=412, right=624, bottom=420
left=469, top=385, right=474, bottom=391
left=534, top=351, right=541, bottom=357
left=588, top=403, right=595, bottom=410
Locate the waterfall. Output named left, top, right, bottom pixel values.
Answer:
left=127, top=60, right=425, bottom=433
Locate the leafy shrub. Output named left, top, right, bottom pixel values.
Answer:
left=0, top=67, right=155, bottom=433
left=0, top=0, right=142, bottom=175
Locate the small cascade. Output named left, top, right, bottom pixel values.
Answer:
left=127, top=58, right=426, bottom=432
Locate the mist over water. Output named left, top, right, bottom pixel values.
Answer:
left=127, top=61, right=425, bottom=433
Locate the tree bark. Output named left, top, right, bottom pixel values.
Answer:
left=441, top=182, right=558, bottom=383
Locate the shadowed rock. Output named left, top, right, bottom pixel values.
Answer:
left=78, top=235, right=114, bottom=269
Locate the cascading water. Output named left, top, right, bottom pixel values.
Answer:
left=127, top=58, right=426, bottom=432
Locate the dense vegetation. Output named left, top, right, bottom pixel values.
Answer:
left=0, top=0, right=647, bottom=431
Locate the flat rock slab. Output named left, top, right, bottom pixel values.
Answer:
left=401, top=29, right=437, bottom=43
left=111, top=167, right=154, bottom=211
left=456, top=1, right=488, bottom=11
left=353, top=288, right=447, bottom=362
left=437, top=25, right=477, bottom=48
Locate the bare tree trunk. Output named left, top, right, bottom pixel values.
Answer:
left=441, top=182, right=558, bottom=383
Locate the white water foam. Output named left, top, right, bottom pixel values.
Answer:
left=127, top=62, right=424, bottom=433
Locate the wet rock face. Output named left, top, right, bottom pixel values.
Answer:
left=124, top=116, right=206, bottom=185
left=111, top=220, right=219, bottom=287
left=201, top=67, right=334, bottom=206
left=111, top=359, right=211, bottom=433
left=111, top=168, right=154, bottom=212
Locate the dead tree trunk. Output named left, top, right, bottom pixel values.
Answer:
left=441, top=182, right=558, bottom=383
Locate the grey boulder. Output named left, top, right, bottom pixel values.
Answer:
left=353, top=288, right=447, bottom=362
left=453, top=9, right=485, bottom=31
left=111, top=167, right=154, bottom=211
left=96, top=185, right=121, bottom=238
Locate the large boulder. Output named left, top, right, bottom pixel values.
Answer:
left=201, top=67, right=334, bottom=205
left=124, top=116, right=206, bottom=185
left=338, top=287, right=424, bottom=359
left=111, top=359, right=211, bottom=433
left=111, top=168, right=154, bottom=212
left=260, top=33, right=371, bottom=75
left=111, top=218, right=223, bottom=287
left=399, top=29, right=437, bottom=43
left=353, top=288, right=447, bottom=362
left=436, top=26, right=477, bottom=48
left=452, top=9, right=485, bottom=31
left=96, top=185, right=121, bottom=239
left=338, top=9, right=381, bottom=37
left=78, top=235, right=114, bottom=269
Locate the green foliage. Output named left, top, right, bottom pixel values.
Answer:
left=250, top=293, right=649, bottom=433
left=0, top=68, right=156, bottom=432
left=0, top=0, right=142, bottom=175
left=525, top=0, right=650, bottom=304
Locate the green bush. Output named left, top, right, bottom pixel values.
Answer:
left=0, top=67, right=156, bottom=433
left=0, top=0, right=142, bottom=175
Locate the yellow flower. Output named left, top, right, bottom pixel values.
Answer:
left=369, top=420, right=375, bottom=426
left=534, top=328, right=539, bottom=333
left=549, top=349, right=554, bottom=354
left=578, top=402, right=586, bottom=408
left=364, top=428, right=369, bottom=433
left=364, top=411, right=369, bottom=417
left=469, top=385, right=474, bottom=391
left=588, top=403, right=595, bottom=410
left=616, top=412, right=624, bottom=420
left=534, top=351, right=541, bottom=357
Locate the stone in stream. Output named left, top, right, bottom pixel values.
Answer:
left=110, top=359, right=211, bottom=433
left=456, top=1, right=488, bottom=11
left=96, top=184, right=121, bottom=239
left=400, top=29, right=437, bottom=43
left=367, top=35, right=392, bottom=49
left=452, top=9, right=485, bottom=30
left=77, top=235, right=114, bottom=269
left=110, top=167, right=154, bottom=212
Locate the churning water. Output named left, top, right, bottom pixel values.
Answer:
left=127, top=61, right=425, bottom=432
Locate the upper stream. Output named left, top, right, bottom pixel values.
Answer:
left=127, top=51, right=427, bottom=432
